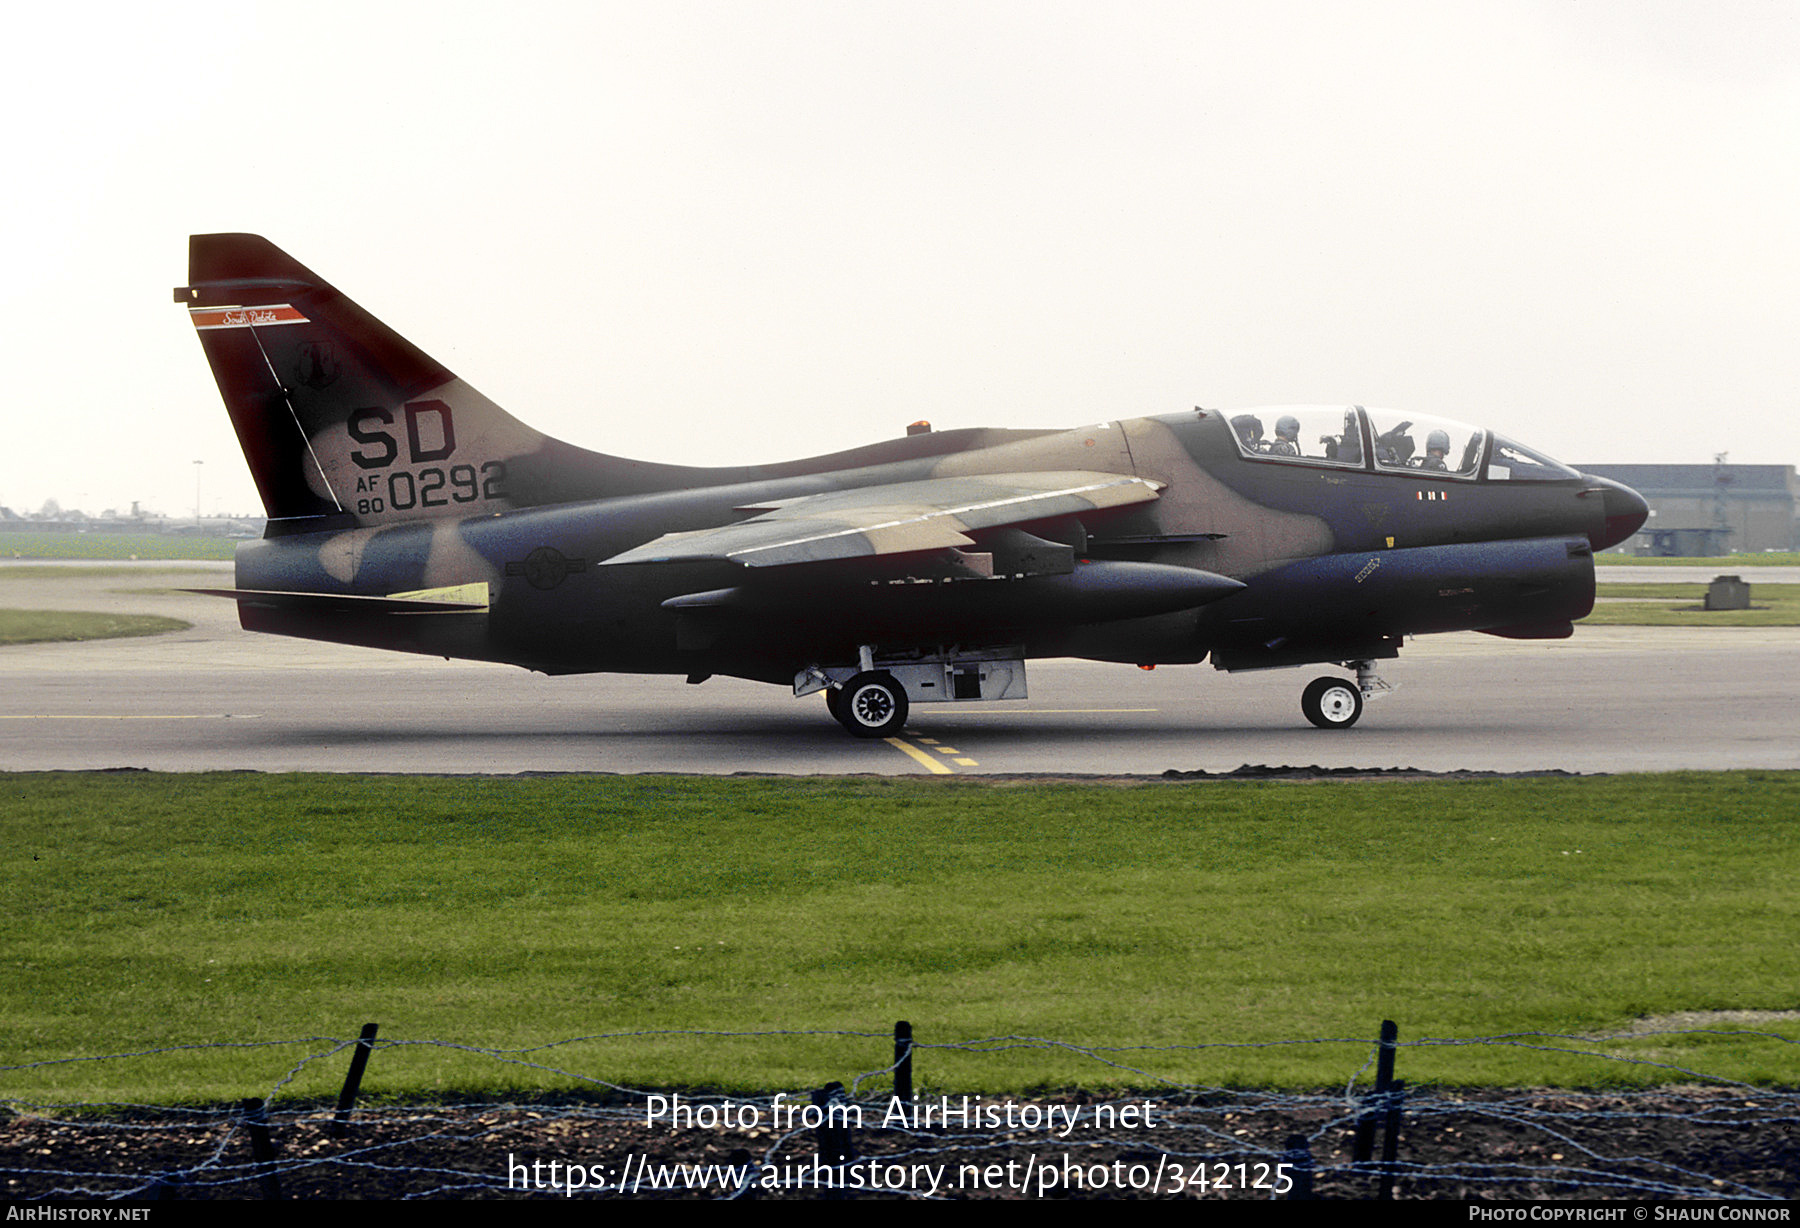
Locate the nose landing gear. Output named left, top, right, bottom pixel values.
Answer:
left=1300, top=660, right=1392, bottom=729
left=1301, top=676, right=1362, bottom=728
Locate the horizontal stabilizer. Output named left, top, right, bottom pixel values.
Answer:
left=186, top=587, right=490, bottom=615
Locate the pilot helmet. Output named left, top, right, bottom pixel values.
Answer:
left=1275, top=415, right=1300, bottom=439
left=1426, top=429, right=1450, bottom=453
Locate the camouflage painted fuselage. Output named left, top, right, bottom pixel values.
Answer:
left=182, top=235, right=1646, bottom=692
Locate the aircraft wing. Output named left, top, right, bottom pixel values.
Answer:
left=601, top=471, right=1161, bottom=569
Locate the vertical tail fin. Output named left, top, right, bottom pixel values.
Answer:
left=178, top=234, right=546, bottom=534
left=180, top=234, right=1018, bottom=535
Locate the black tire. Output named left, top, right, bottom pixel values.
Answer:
left=834, top=671, right=908, bottom=738
left=824, top=684, right=846, bottom=723
left=1301, top=676, right=1363, bottom=729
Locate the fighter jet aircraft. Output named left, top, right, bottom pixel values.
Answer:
left=178, top=234, right=1648, bottom=736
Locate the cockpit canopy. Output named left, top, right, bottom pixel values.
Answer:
left=1225, top=406, right=1579, bottom=482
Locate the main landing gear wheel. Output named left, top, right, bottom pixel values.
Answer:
left=1301, top=676, right=1363, bottom=729
left=833, top=671, right=909, bottom=738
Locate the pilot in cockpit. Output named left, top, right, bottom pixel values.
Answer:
left=1330, top=409, right=1362, bottom=464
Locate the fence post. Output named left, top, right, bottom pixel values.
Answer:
left=1378, top=1078, right=1406, bottom=1200
left=1352, top=1019, right=1399, bottom=1166
left=1282, top=1133, right=1314, bottom=1200
left=811, top=1081, right=855, bottom=1198
left=331, top=1022, right=380, bottom=1138
left=893, top=1020, right=913, bottom=1105
left=240, top=1098, right=282, bottom=1200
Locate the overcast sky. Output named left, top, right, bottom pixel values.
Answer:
left=3, top=0, right=1796, bottom=518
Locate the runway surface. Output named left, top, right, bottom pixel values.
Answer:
left=2, top=560, right=1796, bottom=776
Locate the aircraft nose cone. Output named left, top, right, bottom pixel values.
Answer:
left=1585, top=475, right=1649, bottom=551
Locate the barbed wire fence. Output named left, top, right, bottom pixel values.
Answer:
left=3, top=1021, right=1795, bottom=1200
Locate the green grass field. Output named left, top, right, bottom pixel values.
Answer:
left=0, top=610, right=190, bottom=645
left=4, top=772, right=1795, bottom=1103
left=0, top=565, right=220, bottom=581
left=1586, top=583, right=1800, bottom=627
left=1596, top=552, right=1800, bottom=567
left=0, top=532, right=236, bottom=561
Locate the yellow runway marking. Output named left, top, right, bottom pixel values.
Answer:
left=953, top=758, right=978, bottom=766
left=884, top=737, right=953, bottom=774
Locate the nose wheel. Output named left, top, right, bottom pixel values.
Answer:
left=1301, top=676, right=1363, bottom=729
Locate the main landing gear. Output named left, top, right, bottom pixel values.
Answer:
left=828, top=671, right=909, bottom=738
left=799, top=644, right=1027, bottom=738
left=1300, top=660, right=1392, bottom=729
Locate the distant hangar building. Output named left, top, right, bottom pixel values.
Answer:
left=1575, top=462, right=1800, bottom=556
